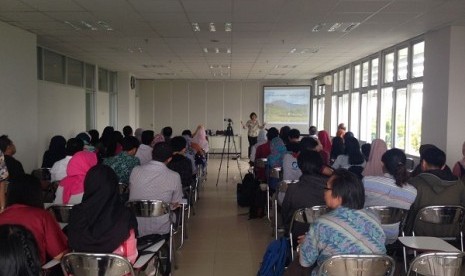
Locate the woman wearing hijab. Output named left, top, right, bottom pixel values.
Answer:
left=332, top=137, right=366, bottom=179
left=317, top=130, right=331, bottom=165
left=250, top=129, right=267, bottom=163
left=68, top=165, right=138, bottom=263
left=134, top=128, right=144, bottom=143
left=42, top=135, right=67, bottom=168
left=54, top=151, right=98, bottom=204
left=453, top=141, right=465, bottom=179
left=330, top=136, right=345, bottom=164
left=268, top=137, right=287, bottom=169
left=362, top=139, right=388, bottom=177
left=192, top=125, right=209, bottom=154
left=151, top=133, right=165, bottom=148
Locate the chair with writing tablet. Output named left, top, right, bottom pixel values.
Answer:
left=406, top=252, right=465, bottom=276
left=318, top=254, right=395, bottom=276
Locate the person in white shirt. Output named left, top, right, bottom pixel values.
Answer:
left=135, top=130, right=154, bottom=165
left=50, top=138, right=84, bottom=182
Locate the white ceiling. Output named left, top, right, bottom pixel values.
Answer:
left=1, top=0, right=464, bottom=80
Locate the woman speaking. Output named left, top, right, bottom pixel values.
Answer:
left=241, top=112, right=265, bottom=158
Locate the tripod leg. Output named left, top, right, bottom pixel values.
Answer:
left=226, top=134, right=231, bottom=182
left=230, top=135, right=243, bottom=180
left=215, top=134, right=229, bottom=187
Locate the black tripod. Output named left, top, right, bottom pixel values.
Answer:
left=215, top=120, right=242, bottom=186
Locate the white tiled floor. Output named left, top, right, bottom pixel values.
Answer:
left=175, top=158, right=272, bottom=276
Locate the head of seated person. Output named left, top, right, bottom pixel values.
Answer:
left=162, top=126, right=173, bottom=140
left=300, top=137, right=320, bottom=152
left=309, top=126, right=317, bottom=137
left=266, top=127, right=279, bottom=142
left=7, top=174, right=43, bottom=209
left=121, top=136, right=140, bottom=156
left=298, top=150, right=323, bottom=176
left=66, top=138, right=84, bottom=156
left=152, top=142, right=174, bottom=164
left=123, top=125, right=133, bottom=137
left=171, top=136, right=187, bottom=154
left=181, top=129, right=192, bottom=138
left=0, top=224, right=41, bottom=276
left=141, top=130, right=155, bottom=146
left=325, top=169, right=365, bottom=210
left=421, top=146, right=446, bottom=171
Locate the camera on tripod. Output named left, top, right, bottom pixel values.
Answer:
left=224, top=118, right=233, bottom=123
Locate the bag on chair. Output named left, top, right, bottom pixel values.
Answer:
left=257, top=237, right=290, bottom=276
left=237, top=172, right=256, bottom=207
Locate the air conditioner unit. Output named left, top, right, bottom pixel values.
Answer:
left=323, top=75, right=332, bottom=86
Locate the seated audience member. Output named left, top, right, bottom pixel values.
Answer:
left=286, top=129, right=300, bottom=152
left=54, top=151, right=98, bottom=204
left=255, top=127, right=279, bottom=181
left=162, top=126, right=173, bottom=143
left=0, top=174, right=68, bottom=264
left=50, top=138, right=84, bottom=182
left=410, top=144, right=435, bottom=177
left=268, top=137, right=287, bottom=169
left=182, top=130, right=196, bottom=172
left=95, top=126, right=115, bottom=159
left=192, top=125, right=209, bottom=154
left=129, top=142, right=183, bottom=237
left=309, top=126, right=318, bottom=139
left=68, top=165, right=138, bottom=263
left=0, top=224, right=42, bottom=276
left=279, top=126, right=291, bottom=145
left=151, top=133, right=165, bottom=147
left=363, top=148, right=417, bottom=244
left=281, top=150, right=327, bottom=236
left=452, top=141, right=465, bottom=179
left=344, top=131, right=354, bottom=140
left=362, top=139, right=387, bottom=177
left=361, top=143, right=371, bottom=161
left=41, top=135, right=67, bottom=168
left=134, top=128, right=144, bottom=143
left=104, top=131, right=123, bottom=158
left=103, top=136, right=140, bottom=184
left=123, top=125, right=133, bottom=138
left=88, top=129, right=100, bottom=148
left=332, top=137, right=366, bottom=178
left=282, top=138, right=302, bottom=181
left=0, top=152, right=8, bottom=211
left=330, top=136, right=345, bottom=164
left=250, top=129, right=267, bottom=163
left=76, top=132, right=95, bottom=152
left=0, top=135, right=25, bottom=183
left=295, top=169, right=386, bottom=275
left=336, top=123, right=346, bottom=138
left=167, top=136, right=193, bottom=191
left=405, top=146, right=465, bottom=235
left=317, top=130, right=331, bottom=165
left=135, top=130, right=154, bottom=165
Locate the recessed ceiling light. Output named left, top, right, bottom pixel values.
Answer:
left=289, top=48, right=297, bottom=54
left=97, top=21, right=113, bottom=31
left=209, top=23, right=216, bottom=32
left=203, top=48, right=208, bottom=53
left=328, top=23, right=342, bottom=32
left=226, top=48, right=231, bottom=54
left=343, top=22, right=360, bottom=32
left=215, top=47, right=220, bottom=53
left=80, top=21, right=97, bottom=31
left=225, top=22, right=232, bottom=32
left=312, top=23, right=325, bottom=32
left=192, top=23, right=200, bottom=32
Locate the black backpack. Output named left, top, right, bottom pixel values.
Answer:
left=237, top=172, right=256, bottom=207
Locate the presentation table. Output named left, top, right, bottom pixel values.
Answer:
left=207, top=135, right=242, bottom=156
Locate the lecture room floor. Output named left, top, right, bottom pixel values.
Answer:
left=175, top=157, right=272, bottom=276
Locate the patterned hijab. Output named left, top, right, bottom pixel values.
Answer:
left=362, top=139, right=387, bottom=177
left=268, top=137, right=287, bottom=168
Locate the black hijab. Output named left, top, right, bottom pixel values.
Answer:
left=41, top=135, right=67, bottom=168
left=68, top=165, right=138, bottom=253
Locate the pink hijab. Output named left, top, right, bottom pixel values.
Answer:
left=151, top=134, right=165, bottom=147
left=60, top=151, right=98, bottom=204
left=362, top=139, right=387, bottom=177
left=192, top=125, right=209, bottom=152
left=317, top=130, right=332, bottom=154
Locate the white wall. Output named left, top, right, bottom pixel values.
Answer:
left=117, top=72, right=136, bottom=130
left=0, top=22, right=38, bottom=172
left=96, top=91, right=110, bottom=132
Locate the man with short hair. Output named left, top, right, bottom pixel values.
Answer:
left=103, top=136, right=140, bottom=184
left=286, top=129, right=300, bottom=152
left=309, top=126, right=318, bottom=139
left=123, top=125, right=133, bottom=138
left=135, top=130, right=154, bottom=165
left=129, top=142, right=183, bottom=237
left=405, top=146, right=465, bottom=235
left=167, top=136, right=193, bottom=190
left=162, top=126, right=173, bottom=143
left=50, top=138, right=84, bottom=182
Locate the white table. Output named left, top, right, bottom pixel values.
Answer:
left=398, top=236, right=461, bottom=252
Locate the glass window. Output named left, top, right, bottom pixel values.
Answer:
left=384, top=52, right=394, bottom=83
left=85, top=64, right=95, bottom=90
left=397, top=47, right=408, bottom=80
left=318, top=84, right=325, bottom=95
left=67, top=58, right=83, bottom=87
left=44, top=49, right=65, bottom=84
left=371, top=58, right=379, bottom=86
left=317, top=97, right=325, bottom=131
left=312, top=98, right=317, bottom=125
left=341, top=94, right=349, bottom=124
left=351, top=92, right=360, bottom=139
left=109, top=71, right=117, bottom=93
left=354, top=64, right=361, bottom=89
left=344, top=68, right=350, bottom=90
left=333, top=72, right=338, bottom=92
left=380, top=87, right=393, bottom=148
left=338, top=70, right=344, bottom=92
left=412, top=41, right=425, bottom=78
left=395, top=88, right=407, bottom=149
left=362, top=61, right=369, bottom=87
left=367, top=90, right=378, bottom=142
left=406, top=83, right=423, bottom=155
left=360, top=93, right=368, bottom=141
left=331, top=95, right=338, bottom=136
left=98, top=68, right=109, bottom=92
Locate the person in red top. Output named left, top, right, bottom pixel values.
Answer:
left=0, top=174, right=68, bottom=264
left=255, top=127, right=279, bottom=180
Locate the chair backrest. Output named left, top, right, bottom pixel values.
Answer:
left=405, top=158, right=415, bottom=172
left=255, top=158, right=267, bottom=169
left=318, top=254, right=395, bottom=276
left=270, top=167, right=282, bottom=179
left=126, top=200, right=170, bottom=218
left=61, top=252, right=135, bottom=276
left=290, top=205, right=328, bottom=228
left=407, top=252, right=465, bottom=276
left=31, top=168, right=51, bottom=181
left=47, top=204, right=74, bottom=223
left=365, top=206, right=407, bottom=226
left=413, top=205, right=465, bottom=238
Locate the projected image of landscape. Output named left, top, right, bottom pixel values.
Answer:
left=264, top=86, right=310, bottom=124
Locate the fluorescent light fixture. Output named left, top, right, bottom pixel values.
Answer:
left=289, top=48, right=297, bottom=54
left=215, top=47, right=220, bottom=53
left=64, top=21, right=81, bottom=30
left=192, top=22, right=200, bottom=32
left=343, top=22, right=360, bottom=32
left=97, top=21, right=113, bottom=31
left=203, top=48, right=208, bottom=53
left=226, top=48, right=231, bottom=54
left=209, top=22, right=216, bottom=32
left=328, top=23, right=342, bottom=32
left=312, top=23, right=325, bottom=32
left=225, top=22, right=232, bottom=32
left=80, top=21, right=97, bottom=31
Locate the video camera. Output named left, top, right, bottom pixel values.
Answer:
left=224, top=118, right=233, bottom=123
